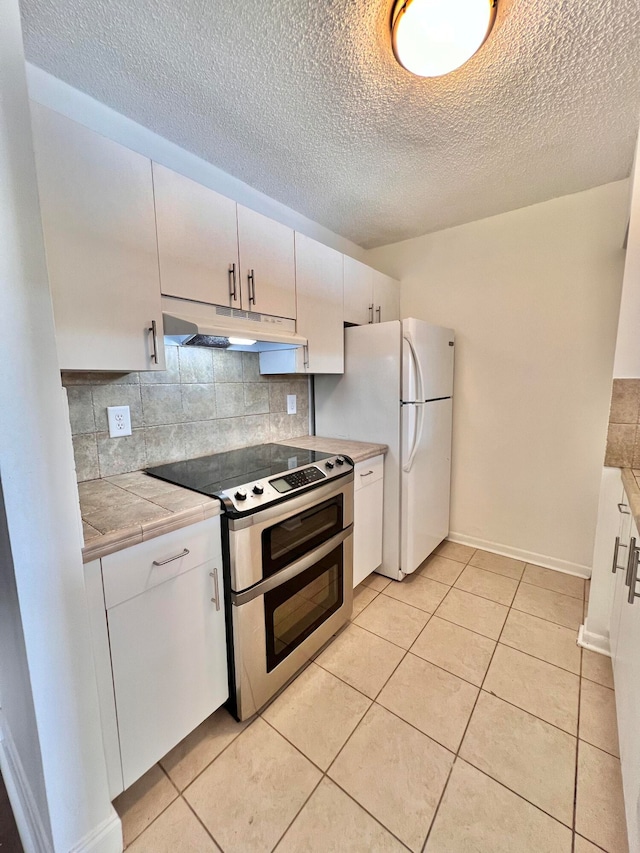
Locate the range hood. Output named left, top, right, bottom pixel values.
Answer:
left=162, top=296, right=307, bottom=352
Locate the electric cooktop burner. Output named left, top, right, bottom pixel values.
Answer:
left=145, top=443, right=336, bottom=498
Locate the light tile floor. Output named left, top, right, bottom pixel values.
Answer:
left=114, top=543, right=628, bottom=853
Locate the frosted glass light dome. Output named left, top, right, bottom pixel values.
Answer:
left=392, top=0, right=497, bottom=78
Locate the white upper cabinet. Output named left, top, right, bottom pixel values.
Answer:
left=30, top=103, right=165, bottom=372
left=343, top=256, right=374, bottom=325
left=295, top=234, right=344, bottom=373
left=259, top=233, right=344, bottom=375
left=344, top=257, right=400, bottom=325
left=237, top=205, right=296, bottom=319
left=373, top=269, right=401, bottom=323
left=153, top=163, right=240, bottom=308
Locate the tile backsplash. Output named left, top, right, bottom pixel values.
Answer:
left=63, top=345, right=310, bottom=481
left=605, top=379, right=640, bottom=467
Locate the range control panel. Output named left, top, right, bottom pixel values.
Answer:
left=218, top=455, right=353, bottom=517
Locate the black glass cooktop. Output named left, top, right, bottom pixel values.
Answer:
left=145, top=443, right=333, bottom=497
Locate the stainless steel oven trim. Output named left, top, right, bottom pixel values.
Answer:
left=228, top=478, right=354, bottom=592
left=226, top=472, right=353, bottom=532
left=231, top=525, right=353, bottom=606
left=232, top=530, right=353, bottom=720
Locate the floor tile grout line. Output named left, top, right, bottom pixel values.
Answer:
left=326, top=777, right=414, bottom=852
left=518, top=578, right=586, bottom=603
left=421, top=571, right=520, bottom=850
left=118, top=763, right=182, bottom=850
left=123, top=548, right=588, bottom=852
left=268, top=774, right=324, bottom=853
left=181, top=793, right=227, bottom=852
left=572, top=641, right=584, bottom=850
left=425, top=573, right=582, bottom=847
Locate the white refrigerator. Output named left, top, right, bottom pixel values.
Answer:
left=315, top=318, right=454, bottom=581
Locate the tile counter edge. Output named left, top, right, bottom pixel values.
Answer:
left=274, top=435, right=388, bottom=464
left=621, top=467, right=640, bottom=531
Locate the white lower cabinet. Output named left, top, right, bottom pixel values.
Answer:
left=85, top=517, right=228, bottom=796
left=612, top=510, right=640, bottom=851
left=353, top=455, right=384, bottom=587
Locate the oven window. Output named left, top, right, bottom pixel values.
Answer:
left=264, top=545, right=343, bottom=672
left=262, top=495, right=343, bottom=578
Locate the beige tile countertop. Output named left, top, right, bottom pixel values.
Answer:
left=275, top=435, right=387, bottom=463
left=80, top=472, right=220, bottom=563
left=621, top=468, right=640, bottom=530
left=80, top=437, right=386, bottom=562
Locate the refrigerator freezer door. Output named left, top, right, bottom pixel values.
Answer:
left=402, top=318, right=454, bottom=401
left=315, top=322, right=403, bottom=579
left=401, top=398, right=452, bottom=574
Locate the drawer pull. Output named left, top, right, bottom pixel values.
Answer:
left=628, top=547, right=640, bottom=605
left=618, top=503, right=630, bottom=515
left=612, top=536, right=628, bottom=573
left=152, top=548, right=190, bottom=567
left=360, top=470, right=374, bottom=477
left=210, top=568, right=220, bottom=611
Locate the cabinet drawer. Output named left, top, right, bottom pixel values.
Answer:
left=354, top=455, right=384, bottom=492
left=102, top=517, right=222, bottom=609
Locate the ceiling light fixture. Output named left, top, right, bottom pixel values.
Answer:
left=391, top=0, right=497, bottom=78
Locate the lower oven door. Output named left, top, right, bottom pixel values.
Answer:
left=230, top=526, right=353, bottom=720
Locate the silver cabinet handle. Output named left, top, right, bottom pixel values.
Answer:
left=618, top=503, right=630, bottom=515
left=612, top=536, right=628, bottom=573
left=360, top=470, right=374, bottom=477
left=148, top=319, right=159, bottom=364
left=625, top=537, right=636, bottom=586
left=628, top=547, right=640, bottom=604
left=376, top=305, right=381, bottom=323
left=368, top=304, right=374, bottom=324
left=303, top=344, right=309, bottom=370
left=248, top=269, right=256, bottom=304
left=152, top=548, right=189, bottom=566
left=210, top=568, right=220, bottom=611
left=229, top=263, right=237, bottom=302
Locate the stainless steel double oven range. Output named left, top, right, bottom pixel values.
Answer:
left=147, top=443, right=354, bottom=720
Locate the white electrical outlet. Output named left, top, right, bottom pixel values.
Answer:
left=107, top=405, right=132, bottom=438
left=287, top=394, right=297, bottom=415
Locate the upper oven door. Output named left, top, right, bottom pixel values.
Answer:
left=227, top=476, right=354, bottom=592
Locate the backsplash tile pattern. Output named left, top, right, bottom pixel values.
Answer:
left=63, top=346, right=310, bottom=482
left=605, top=379, right=640, bottom=467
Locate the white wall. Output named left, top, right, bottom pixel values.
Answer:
left=613, top=132, right=640, bottom=376
left=26, top=64, right=367, bottom=264
left=0, top=4, right=120, bottom=851
left=367, top=182, right=629, bottom=573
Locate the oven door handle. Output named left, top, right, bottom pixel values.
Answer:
left=231, top=525, right=353, bottom=607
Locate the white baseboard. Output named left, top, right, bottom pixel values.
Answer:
left=577, top=623, right=611, bottom=656
left=0, top=712, right=122, bottom=853
left=448, top=532, right=591, bottom=579
left=0, top=714, right=53, bottom=853
left=69, top=809, right=122, bottom=853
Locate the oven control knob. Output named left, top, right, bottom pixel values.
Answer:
left=252, top=484, right=264, bottom=495
left=325, top=461, right=334, bottom=469
left=234, top=489, right=247, bottom=501
left=335, top=457, right=345, bottom=465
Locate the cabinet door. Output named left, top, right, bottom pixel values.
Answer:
left=610, top=493, right=632, bottom=664
left=30, top=103, right=165, bottom=372
left=373, top=270, right=400, bottom=323
left=614, top=518, right=640, bottom=850
left=343, top=256, right=373, bottom=326
left=353, top=457, right=384, bottom=587
left=153, top=163, right=240, bottom=308
left=108, top=561, right=228, bottom=788
left=237, top=205, right=296, bottom=318
left=295, top=233, right=344, bottom=374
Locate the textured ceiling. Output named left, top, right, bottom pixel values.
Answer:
left=20, top=0, right=640, bottom=248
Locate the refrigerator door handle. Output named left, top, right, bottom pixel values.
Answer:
left=403, top=403, right=425, bottom=473
left=403, top=333, right=424, bottom=402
